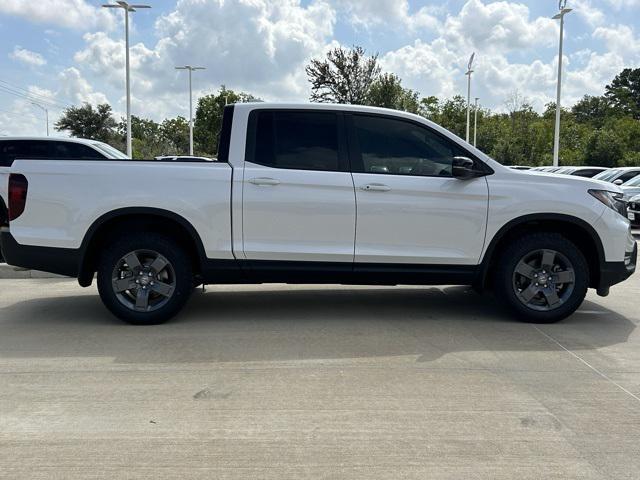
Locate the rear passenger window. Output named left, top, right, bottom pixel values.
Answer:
left=51, top=142, right=105, bottom=159
left=250, top=111, right=340, bottom=172
left=0, top=140, right=106, bottom=165
left=0, top=140, right=49, bottom=166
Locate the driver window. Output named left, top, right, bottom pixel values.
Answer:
left=352, top=115, right=467, bottom=177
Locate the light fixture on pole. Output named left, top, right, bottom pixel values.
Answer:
left=473, top=97, right=479, bottom=147
left=31, top=102, right=49, bottom=137
left=175, top=65, right=206, bottom=156
left=552, top=0, right=572, bottom=167
left=102, top=1, right=151, bottom=158
left=465, top=52, right=475, bottom=143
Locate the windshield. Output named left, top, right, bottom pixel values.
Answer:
left=593, top=169, right=619, bottom=181
left=92, top=142, right=129, bottom=159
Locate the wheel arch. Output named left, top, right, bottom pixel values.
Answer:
left=477, top=213, right=605, bottom=290
left=77, top=207, right=207, bottom=287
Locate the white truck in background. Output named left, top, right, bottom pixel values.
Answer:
left=1, top=103, right=636, bottom=324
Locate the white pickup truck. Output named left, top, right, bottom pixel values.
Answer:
left=1, top=103, right=636, bottom=324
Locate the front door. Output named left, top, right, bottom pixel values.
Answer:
left=348, top=113, right=489, bottom=265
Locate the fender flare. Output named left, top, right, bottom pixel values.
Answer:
left=476, top=213, right=606, bottom=289
left=77, top=207, right=208, bottom=286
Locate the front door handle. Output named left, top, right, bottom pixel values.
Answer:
left=361, top=183, right=391, bottom=192
left=249, top=177, right=281, bottom=186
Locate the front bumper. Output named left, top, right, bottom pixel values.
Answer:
left=0, top=230, right=80, bottom=278
left=598, top=241, right=637, bottom=293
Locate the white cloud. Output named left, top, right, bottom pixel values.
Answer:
left=605, top=0, right=640, bottom=9
left=334, top=0, right=440, bottom=31
left=9, top=46, right=47, bottom=67
left=572, top=0, right=605, bottom=27
left=58, top=67, right=109, bottom=106
left=593, top=24, right=640, bottom=59
left=441, top=0, right=557, bottom=52
left=380, top=39, right=460, bottom=99
left=0, top=0, right=115, bottom=31
left=72, top=0, right=337, bottom=120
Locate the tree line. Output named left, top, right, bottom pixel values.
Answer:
left=55, top=46, right=640, bottom=167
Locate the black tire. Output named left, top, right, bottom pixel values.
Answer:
left=495, top=232, right=589, bottom=323
left=97, top=233, right=193, bottom=325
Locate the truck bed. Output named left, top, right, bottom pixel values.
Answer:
left=8, top=159, right=235, bottom=260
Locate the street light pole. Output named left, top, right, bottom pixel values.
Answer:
left=31, top=102, right=49, bottom=136
left=175, top=66, right=206, bottom=156
left=465, top=52, right=475, bottom=143
left=473, top=97, right=479, bottom=147
left=102, top=1, right=151, bottom=158
left=552, top=1, right=572, bottom=168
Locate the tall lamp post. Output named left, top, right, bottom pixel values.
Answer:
left=102, top=1, right=151, bottom=158
left=175, top=65, right=206, bottom=156
left=552, top=0, right=572, bottom=167
left=31, top=102, right=49, bottom=136
left=465, top=52, right=475, bottom=143
left=473, top=97, right=479, bottom=147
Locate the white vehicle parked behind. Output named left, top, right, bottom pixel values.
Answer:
left=0, top=137, right=128, bottom=226
left=2, top=104, right=636, bottom=324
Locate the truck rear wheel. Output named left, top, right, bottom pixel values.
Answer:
left=495, top=232, right=589, bottom=323
left=97, top=234, right=193, bottom=325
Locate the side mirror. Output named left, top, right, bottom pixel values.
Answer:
left=613, top=179, right=624, bottom=186
left=452, top=156, right=482, bottom=179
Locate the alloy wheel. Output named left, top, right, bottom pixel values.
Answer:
left=512, top=249, right=576, bottom=312
left=111, top=249, right=176, bottom=313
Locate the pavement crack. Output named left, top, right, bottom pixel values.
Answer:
left=533, top=325, right=640, bottom=405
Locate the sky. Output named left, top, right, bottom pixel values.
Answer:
left=0, top=0, right=638, bottom=137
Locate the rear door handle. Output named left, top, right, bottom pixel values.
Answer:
left=361, top=183, right=391, bottom=192
left=249, top=177, right=281, bottom=186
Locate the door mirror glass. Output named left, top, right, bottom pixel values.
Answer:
left=452, top=156, right=482, bottom=179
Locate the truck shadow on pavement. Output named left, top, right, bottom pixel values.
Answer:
left=0, top=286, right=635, bottom=364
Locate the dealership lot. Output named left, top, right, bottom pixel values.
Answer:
left=1, top=261, right=640, bottom=479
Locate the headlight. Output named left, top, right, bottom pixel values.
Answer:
left=589, top=189, right=628, bottom=217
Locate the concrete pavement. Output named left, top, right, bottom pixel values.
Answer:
left=1, top=276, right=639, bottom=479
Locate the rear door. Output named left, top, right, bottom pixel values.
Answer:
left=241, top=109, right=356, bottom=262
left=348, top=113, right=489, bottom=265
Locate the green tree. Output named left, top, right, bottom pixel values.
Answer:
left=572, top=95, right=612, bottom=127
left=434, top=95, right=467, bottom=139
left=117, top=116, right=169, bottom=159
left=584, top=128, right=625, bottom=167
left=306, top=46, right=381, bottom=104
left=418, top=96, right=440, bottom=120
left=605, top=68, right=640, bottom=119
left=54, top=103, right=117, bottom=142
left=194, top=86, right=259, bottom=155
left=367, top=73, right=420, bottom=113
left=161, top=116, right=190, bottom=154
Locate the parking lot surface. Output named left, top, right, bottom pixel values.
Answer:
left=1, top=271, right=640, bottom=479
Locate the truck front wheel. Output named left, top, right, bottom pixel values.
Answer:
left=495, top=232, right=589, bottom=323
left=96, top=234, right=193, bottom=325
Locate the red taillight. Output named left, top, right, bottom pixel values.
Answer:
left=8, top=174, right=28, bottom=221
